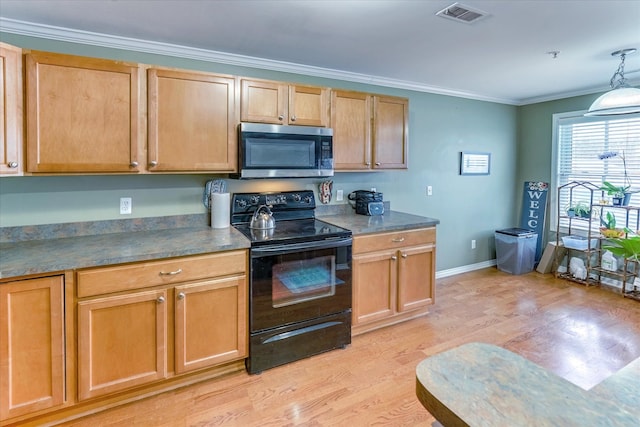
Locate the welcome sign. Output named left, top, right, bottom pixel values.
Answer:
left=520, top=181, right=549, bottom=262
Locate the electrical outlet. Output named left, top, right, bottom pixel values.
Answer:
left=336, top=190, right=344, bottom=201
left=471, top=239, right=476, bottom=249
left=120, top=197, right=132, bottom=215
left=427, top=185, right=433, bottom=196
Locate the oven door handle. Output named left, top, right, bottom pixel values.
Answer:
left=251, top=237, right=352, bottom=257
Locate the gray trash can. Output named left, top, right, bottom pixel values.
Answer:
left=495, top=228, right=537, bottom=275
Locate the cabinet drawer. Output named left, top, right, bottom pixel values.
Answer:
left=353, top=228, right=435, bottom=254
left=77, top=251, right=247, bottom=298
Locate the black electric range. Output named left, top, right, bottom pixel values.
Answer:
left=230, top=190, right=351, bottom=246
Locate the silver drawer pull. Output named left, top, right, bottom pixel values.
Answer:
left=157, top=296, right=165, bottom=304
left=391, top=255, right=397, bottom=261
left=401, top=253, right=408, bottom=258
left=392, top=237, right=405, bottom=243
left=159, top=268, right=182, bottom=276
left=177, top=292, right=186, bottom=300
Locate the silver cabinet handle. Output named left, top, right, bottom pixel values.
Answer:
left=291, top=115, right=297, bottom=122
left=392, top=237, right=405, bottom=243
left=278, top=115, right=284, bottom=121
left=8, top=161, right=18, bottom=168
left=391, top=255, right=397, bottom=261
left=177, top=292, right=185, bottom=300
left=365, top=162, right=371, bottom=166
left=149, top=160, right=158, bottom=167
left=130, top=161, right=139, bottom=168
left=401, top=253, right=408, bottom=258
left=157, top=296, right=165, bottom=303
left=375, top=162, right=381, bottom=166
left=159, top=268, right=182, bottom=276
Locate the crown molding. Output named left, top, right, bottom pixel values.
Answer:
left=0, top=17, right=520, bottom=105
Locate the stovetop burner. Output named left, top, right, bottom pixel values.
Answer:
left=231, top=190, right=351, bottom=246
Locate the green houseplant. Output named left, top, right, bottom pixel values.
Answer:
left=602, top=229, right=640, bottom=262
left=600, top=181, right=630, bottom=205
left=600, top=211, right=625, bottom=238
left=566, top=201, right=591, bottom=218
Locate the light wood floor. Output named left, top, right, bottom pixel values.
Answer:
left=62, top=268, right=640, bottom=426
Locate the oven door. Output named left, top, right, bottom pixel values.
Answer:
left=249, top=237, right=352, bottom=332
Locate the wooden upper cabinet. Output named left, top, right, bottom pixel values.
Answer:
left=25, top=51, right=142, bottom=173
left=240, top=78, right=329, bottom=126
left=332, top=91, right=408, bottom=171
left=0, top=43, right=23, bottom=175
left=1, top=275, right=65, bottom=420
left=147, top=69, right=237, bottom=172
left=331, top=90, right=372, bottom=170
left=372, top=95, right=408, bottom=169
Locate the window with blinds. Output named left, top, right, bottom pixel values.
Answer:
left=553, top=112, right=640, bottom=233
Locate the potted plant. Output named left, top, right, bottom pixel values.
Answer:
left=600, top=181, right=630, bottom=206
left=600, top=211, right=625, bottom=238
left=602, top=229, right=640, bottom=262
left=566, top=201, right=591, bottom=218
left=598, top=151, right=633, bottom=206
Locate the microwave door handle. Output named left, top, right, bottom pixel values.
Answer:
left=251, top=237, right=352, bottom=257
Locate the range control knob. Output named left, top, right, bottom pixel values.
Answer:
left=304, top=195, right=313, bottom=204
left=250, top=195, right=260, bottom=205
left=237, top=199, right=248, bottom=208
left=292, top=194, right=301, bottom=202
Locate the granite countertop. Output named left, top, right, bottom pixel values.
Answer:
left=319, top=210, right=439, bottom=235
left=0, top=225, right=250, bottom=279
left=0, top=210, right=439, bottom=280
left=416, top=342, right=639, bottom=426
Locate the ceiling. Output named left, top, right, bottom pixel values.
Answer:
left=1, top=0, right=639, bottom=105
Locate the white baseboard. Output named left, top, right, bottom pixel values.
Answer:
left=436, top=260, right=497, bottom=279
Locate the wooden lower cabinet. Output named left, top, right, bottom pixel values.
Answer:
left=77, top=289, right=168, bottom=400
left=352, top=228, right=435, bottom=335
left=0, top=275, right=65, bottom=420
left=174, top=276, right=247, bottom=374
left=76, top=251, right=248, bottom=401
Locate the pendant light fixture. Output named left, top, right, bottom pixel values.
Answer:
left=585, top=48, right=640, bottom=117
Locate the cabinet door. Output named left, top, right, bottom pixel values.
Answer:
left=331, top=90, right=371, bottom=170
left=175, top=275, right=247, bottom=374
left=0, top=43, right=22, bottom=175
left=397, top=244, right=436, bottom=312
left=25, top=51, right=142, bottom=173
left=0, top=276, right=64, bottom=420
left=372, top=95, right=408, bottom=169
left=77, top=289, right=167, bottom=400
left=148, top=69, right=237, bottom=172
left=352, top=251, right=397, bottom=325
left=289, top=85, right=329, bottom=126
left=240, top=79, right=287, bottom=124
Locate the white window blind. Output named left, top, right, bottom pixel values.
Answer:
left=554, top=112, right=640, bottom=233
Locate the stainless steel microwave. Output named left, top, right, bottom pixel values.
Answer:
left=234, top=123, right=334, bottom=179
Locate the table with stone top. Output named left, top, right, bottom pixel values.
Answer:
left=416, top=342, right=639, bottom=427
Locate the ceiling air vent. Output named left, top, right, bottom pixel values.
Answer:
left=436, top=2, right=489, bottom=24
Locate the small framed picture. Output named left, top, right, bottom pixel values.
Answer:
left=460, top=151, right=491, bottom=175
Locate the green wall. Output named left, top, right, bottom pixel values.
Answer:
left=1, top=32, right=525, bottom=273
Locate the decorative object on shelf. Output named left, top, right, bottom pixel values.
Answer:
left=600, top=211, right=625, bottom=238
left=566, top=201, right=591, bottom=218
left=569, top=257, right=587, bottom=280
left=318, top=180, right=333, bottom=204
left=460, top=151, right=490, bottom=175
left=585, top=48, right=640, bottom=117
